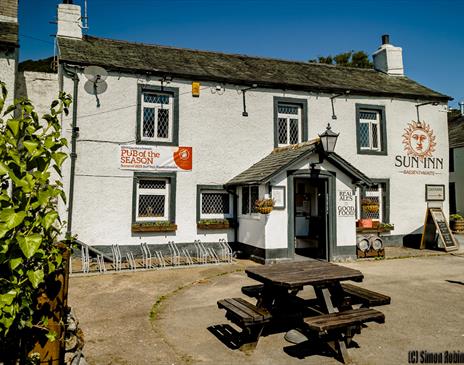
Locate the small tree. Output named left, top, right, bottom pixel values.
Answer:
left=0, top=81, right=71, bottom=362
left=309, top=51, right=373, bottom=69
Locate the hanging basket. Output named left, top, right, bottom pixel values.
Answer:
left=257, top=206, right=273, bottom=214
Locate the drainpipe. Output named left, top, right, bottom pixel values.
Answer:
left=225, top=186, right=239, bottom=253
left=63, top=64, right=79, bottom=239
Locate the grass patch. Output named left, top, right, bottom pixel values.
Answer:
left=149, top=267, right=243, bottom=321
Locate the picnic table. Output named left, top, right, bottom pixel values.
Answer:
left=217, top=259, right=390, bottom=363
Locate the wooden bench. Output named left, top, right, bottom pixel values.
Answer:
left=304, top=308, right=385, bottom=364
left=341, top=283, right=391, bottom=307
left=304, top=307, right=385, bottom=333
left=241, top=284, right=264, bottom=299
left=217, top=297, right=272, bottom=350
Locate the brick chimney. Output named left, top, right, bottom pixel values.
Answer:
left=372, top=34, right=404, bottom=76
left=57, top=1, right=82, bottom=39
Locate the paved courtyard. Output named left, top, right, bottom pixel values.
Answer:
left=68, top=250, right=464, bottom=365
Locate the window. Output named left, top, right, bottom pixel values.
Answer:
left=357, top=180, right=389, bottom=222
left=273, top=97, right=308, bottom=147
left=356, top=105, right=387, bottom=155
left=277, top=104, right=301, bottom=145
left=137, top=85, right=179, bottom=145
left=133, top=173, right=176, bottom=223
left=241, top=185, right=259, bottom=215
left=197, top=186, right=233, bottom=220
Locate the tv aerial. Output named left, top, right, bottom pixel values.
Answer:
left=83, top=65, right=108, bottom=107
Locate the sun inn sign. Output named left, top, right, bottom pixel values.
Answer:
left=394, top=121, right=443, bottom=175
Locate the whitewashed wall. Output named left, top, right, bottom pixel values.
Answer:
left=0, top=50, right=17, bottom=107
left=58, top=68, right=449, bottom=247
left=16, top=71, right=59, bottom=116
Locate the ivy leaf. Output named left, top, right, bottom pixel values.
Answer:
left=9, top=257, right=22, bottom=270
left=3, top=104, right=16, bottom=116
left=43, top=211, right=58, bottom=230
left=19, top=234, right=42, bottom=259
left=0, top=209, right=27, bottom=229
left=7, top=119, right=19, bottom=136
left=51, top=152, right=67, bottom=169
left=45, top=330, right=57, bottom=342
left=0, top=161, right=9, bottom=175
left=27, top=269, right=44, bottom=289
left=23, top=140, right=39, bottom=154
left=0, top=223, right=9, bottom=239
left=0, top=290, right=17, bottom=307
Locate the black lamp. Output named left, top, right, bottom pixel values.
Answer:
left=318, top=123, right=339, bottom=154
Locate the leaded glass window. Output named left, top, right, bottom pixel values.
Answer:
left=200, top=190, right=232, bottom=218
left=241, top=185, right=259, bottom=215
left=359, top=110, right=381, bottom=151
left=136, top=178, right=169, bottom=221
left=277, top=103, right=302, bottom=146
left=141, top=91, right=173, bottom=142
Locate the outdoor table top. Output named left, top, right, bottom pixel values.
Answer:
left=245, top=259, right=364, bottom=289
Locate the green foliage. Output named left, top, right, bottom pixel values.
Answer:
left=0, top=81, right=70, bottom=352
left=309, top=51, right=373, bottom=69
left=450, top=214, right=463, bottom=221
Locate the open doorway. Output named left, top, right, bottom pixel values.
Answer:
left=294, top=177, right=328, bottom=260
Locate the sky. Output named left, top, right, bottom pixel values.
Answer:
left=19, top=0, right=464, bottom=108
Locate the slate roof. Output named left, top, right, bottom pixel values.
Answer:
left=57, top=35, right=450, bottom=101
left=0, top=22, right=18, bottom=47
left=226, top=140, right=372, bottom=186
left=448, top=113, right=464, bottom=149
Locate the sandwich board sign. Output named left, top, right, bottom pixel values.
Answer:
left=420, top=208, right=458, bottom=252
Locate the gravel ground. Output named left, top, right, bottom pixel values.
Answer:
left=68, top=250, right=464, bottom=365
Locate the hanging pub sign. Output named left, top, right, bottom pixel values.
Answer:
left=394, top=121, right=444, bottom=176
left=119, top=145, right=192, bottom=171
left=420, top=207, right=458, bottom=252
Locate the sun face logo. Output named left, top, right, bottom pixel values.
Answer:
left=402, top=121, right=436, bottom=160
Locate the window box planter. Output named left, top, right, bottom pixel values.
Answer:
left=197, top=219, right=235, bottom=230
left=356, top=223, right=394, bottom=233
left=131, top=222, right=177, bottom=233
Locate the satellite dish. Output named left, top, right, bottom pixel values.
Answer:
left=84, top=80, right=108, bottom=95
left=83, top=65, right=108, bottom=83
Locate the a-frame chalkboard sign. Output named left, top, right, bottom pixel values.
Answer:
left=420, top=208, right=458, bottom=251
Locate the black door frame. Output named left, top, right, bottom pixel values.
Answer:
left=287, top=169, right=337, bottom=261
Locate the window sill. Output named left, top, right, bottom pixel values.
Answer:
left=132, top=223, right=177, bottom=233
left=197, top=219, right=235, bottom=230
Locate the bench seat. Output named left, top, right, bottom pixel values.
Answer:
left=341, top=283, right=391, bottom=307
left=241, top=284, right=264, bottom=299
left=304, top=308, right=385, bottom=332
left=217, top=298, right=272, bottom=327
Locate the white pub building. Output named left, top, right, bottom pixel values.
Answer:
left=50, top=2, right=451, bottom=262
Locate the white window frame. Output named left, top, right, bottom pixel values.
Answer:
left=359, top=109, right=381, bottom=152
left=140, top=91, right=173, bottom=143
left=200, top=190, right=233, bottom=219
left=277, top=103, right=302, bottom=146
left=136, top=178, right=170, bottom=221
left=356, top=185, right=383, bottom=222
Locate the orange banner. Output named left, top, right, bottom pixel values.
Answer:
left=119, top=145, right=192, bottom=171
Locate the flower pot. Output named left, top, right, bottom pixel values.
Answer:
left=358, top=219, right=373, bottom=228
left=450, top=219, right=464, bottom=233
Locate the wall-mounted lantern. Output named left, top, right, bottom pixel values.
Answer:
left=318, top=123, right=339, bottom=155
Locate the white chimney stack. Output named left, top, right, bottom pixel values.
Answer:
left=373, top=34, right=404, bottom=76
left=57, top=1, right=82, bottom=39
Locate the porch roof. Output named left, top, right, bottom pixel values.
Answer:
left=226, top=140, right=372, bottom=186
left=0, top=22, right=18, bottom=48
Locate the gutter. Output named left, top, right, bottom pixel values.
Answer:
left=62, top=63, right=80, bottom=239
